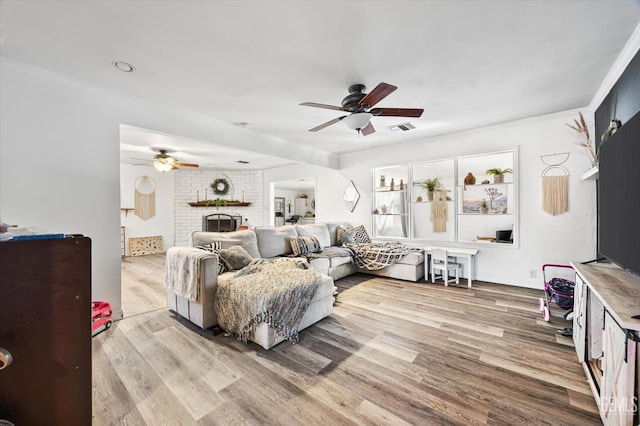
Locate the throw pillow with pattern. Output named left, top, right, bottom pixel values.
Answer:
left=341, top=225, right=371, bottom=244
left=196, top=241, right=227, bottom=274
left=217, top=245, right=254, bottom=271
left=289, top=236, right=322, bottom=256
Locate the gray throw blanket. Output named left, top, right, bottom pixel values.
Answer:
left=214, top=258, right=321, bottom=343
left=305, top=246, right=353, bottom=260
left=345, top=242, right=422, bottom=271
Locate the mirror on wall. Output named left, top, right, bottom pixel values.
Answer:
left=343, top=180, right=360, bottom=212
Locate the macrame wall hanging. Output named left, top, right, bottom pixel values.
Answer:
left=541, top=153, right=569, bottom=216
left=430, top=201, right=448, bottom=232
left=134, top=176, right=156, bottom=220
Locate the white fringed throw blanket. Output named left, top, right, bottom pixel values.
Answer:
left=165, top=247, right=213, bottom=302
left=344, top=242, right=422, bottom=271
left=215, top=258, right=321, bottom=344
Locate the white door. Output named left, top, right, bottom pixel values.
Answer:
left=572, top=272, right=587, bottom=363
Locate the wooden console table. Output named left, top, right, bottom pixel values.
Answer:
left=571, top=261, right=640, bottom=426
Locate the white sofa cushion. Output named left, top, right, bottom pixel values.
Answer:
left=254, top=225, right=298, bottom=258
left=295, top=223, right=332, bottom=248
left=395, top=251, right=424, bottom=265
left=329, top=255, right=353, bottom=268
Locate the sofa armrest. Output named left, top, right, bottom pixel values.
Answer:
left=166, top=251, right=220, bottom=329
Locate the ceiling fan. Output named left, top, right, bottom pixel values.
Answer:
left=300, top=82, right=424, bottom=136
left=141, top=149, right=199, bottom=172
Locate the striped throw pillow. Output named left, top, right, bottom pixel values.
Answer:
left=289, top=236, right=322, bottom=256
left=195, top=241, right=227, bottom=274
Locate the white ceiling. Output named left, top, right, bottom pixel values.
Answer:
left=1, top=1, right=639, bottom=170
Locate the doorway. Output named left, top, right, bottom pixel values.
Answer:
left=274, top=197, right=285, bottom=226
left=272, top=177, right=316, bottom=225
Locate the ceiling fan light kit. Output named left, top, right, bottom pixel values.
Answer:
left=342, top=113, right=373, bottom=132
left=150, top=149, right=199, bottom=172
left=300, top=82, right=424, bottom=136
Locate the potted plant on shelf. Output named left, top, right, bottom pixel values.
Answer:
left=479, top=199, right=489, bottom=214
left=485, top=167, right=513, bottom=184
left=418, top=177, right=443, bottom=201
left=379, top=174, right=386, bottom=188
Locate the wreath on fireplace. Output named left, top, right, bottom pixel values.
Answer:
left=211, top=178, right=230, bottom=196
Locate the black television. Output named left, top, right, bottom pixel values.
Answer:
left=598, top=109, right=640, bottom=277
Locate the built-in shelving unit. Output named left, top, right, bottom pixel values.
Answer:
left=372, top=148, right=517, bottom=245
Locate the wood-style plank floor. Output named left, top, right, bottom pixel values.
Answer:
left=93, top=254, right=601, bottom=425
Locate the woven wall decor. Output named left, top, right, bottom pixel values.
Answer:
left=134, top=176, right=156, bottom=220
left=542, top=175, right=569, bottom=216
left=540, top=153, right=570, bottom=216
left=430, top=201, right=448, bottom=232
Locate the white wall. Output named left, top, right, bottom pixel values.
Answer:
left=336, top=111, right=598, bottom=288
left=120, top=164, right=175, bottom=254
left=0, top=58, right=325, bottom=320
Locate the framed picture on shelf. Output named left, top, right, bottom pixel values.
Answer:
left=461, top=185, right=508, bottom=213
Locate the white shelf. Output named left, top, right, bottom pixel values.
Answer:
left=580, top=165, right=599, bottom=181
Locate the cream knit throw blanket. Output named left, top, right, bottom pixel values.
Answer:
left=215, top=258, right=321, bottom=344
left=542, top=175, right=568, bottom=216
left=165, top=247, right=213, bottom=302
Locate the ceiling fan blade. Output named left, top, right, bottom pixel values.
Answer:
left=309, top=116, right=347, bottom=132
left=175, top=162, right=199, bottom=168
left=358, top=82, right=397, bottom=108
left=300, top=102, right=348, bottom=111
left=371, top=107, right=424, bottom=118
left=361, top=122, right=375, bottom=136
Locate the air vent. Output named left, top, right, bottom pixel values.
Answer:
left=389, top=122, right=416, bottom=132
left=237, top=160, right=250, bottom=164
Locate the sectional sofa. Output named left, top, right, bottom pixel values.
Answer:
left=166, top=222, right=424, bottom=349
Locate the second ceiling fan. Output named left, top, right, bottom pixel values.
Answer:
left=300, top=82, right=424, bottom=136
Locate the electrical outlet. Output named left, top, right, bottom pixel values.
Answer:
left=529, top=270, right=537, bottom=279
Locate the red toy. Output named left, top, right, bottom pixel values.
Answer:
left=92, top=301, right=113, bottom=336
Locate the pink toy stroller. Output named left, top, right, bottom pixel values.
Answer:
left=538, top=264, right=575, bottom=322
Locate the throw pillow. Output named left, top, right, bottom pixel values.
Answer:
left=289, top=236, right=322, bottom=256
left=195, top=241, right=227, bottom=274
left=341, top=225, right=371, bottom=244
left=217, top=245, right=254, bottom=271
left=336, top=225, right=353, bottom=245
left=195, top=241, right=223, bottom=252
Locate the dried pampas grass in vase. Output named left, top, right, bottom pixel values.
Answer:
left=566, top=111, right=598, bottom=167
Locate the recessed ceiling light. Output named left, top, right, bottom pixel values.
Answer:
left=112, top=61, right=135, bottom=73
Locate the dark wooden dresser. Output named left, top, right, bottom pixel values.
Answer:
left=0, top=236, right=92, bottom=425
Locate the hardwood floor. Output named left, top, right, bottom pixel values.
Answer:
left=93, top=254, right=601, bottom=425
